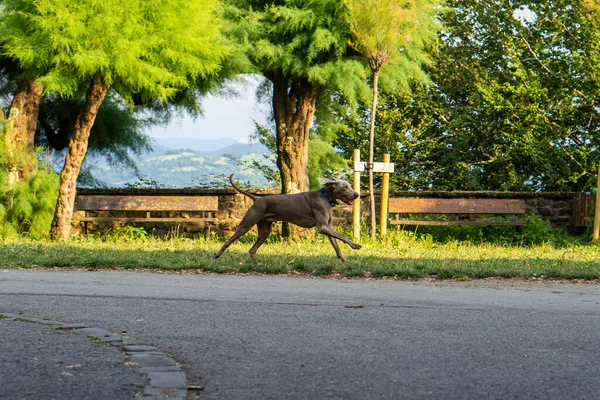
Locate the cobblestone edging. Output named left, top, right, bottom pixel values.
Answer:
left=0, top=312, right=189, bottom=400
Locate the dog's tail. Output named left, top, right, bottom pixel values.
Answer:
left=229, top=174, right=258, bottom=201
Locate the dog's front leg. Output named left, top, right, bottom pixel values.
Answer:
left=327, top=236, right=347, bottom=262
left=317, top=223, right=361, bottom=250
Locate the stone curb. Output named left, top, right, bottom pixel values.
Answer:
left=0, top=312, right=188, bottom=400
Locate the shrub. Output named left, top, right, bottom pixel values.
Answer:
left=393, top=214, right=570, bottom=246
left=0, top=165, right=60, bottom=239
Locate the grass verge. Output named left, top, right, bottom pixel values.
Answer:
left=1, top=230, right=600, bottom=280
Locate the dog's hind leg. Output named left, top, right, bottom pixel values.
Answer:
left=214, top=208, right=262, bottom=259
left=248, top=221, right=273, bottom=260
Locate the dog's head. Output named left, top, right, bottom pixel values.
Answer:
left=318, top=178, right=359, bottom=205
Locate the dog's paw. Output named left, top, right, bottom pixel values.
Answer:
left=351, top=243, right=362, bottom=250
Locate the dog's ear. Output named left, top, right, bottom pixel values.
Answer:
left=318, top=177, right=338, bottom=186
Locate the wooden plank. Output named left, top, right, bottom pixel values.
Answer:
left=77, top=196, right=219, bottom=212
left=80, top=217, right=217, bottom=223
left=389, top=219, right=527, bottom=226
left=354, top=162, right=395, bottom=173
left=388, top=198, right=526, bottom=214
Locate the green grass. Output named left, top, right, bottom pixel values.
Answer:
left=1, top=229, right=600, bottom=280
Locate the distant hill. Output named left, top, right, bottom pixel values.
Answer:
left=153, top=137, right=243, bottom=152
left=82, top=138, right=275, bottom=188
left=207, top=142, right=269, bottom=156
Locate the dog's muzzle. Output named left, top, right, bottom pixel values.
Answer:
left=342, top=193, right=359, bottom=205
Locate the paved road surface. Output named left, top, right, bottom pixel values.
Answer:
left=0, top=318, right=145, bottom=400
left=1, top=269, right=599, bottom=399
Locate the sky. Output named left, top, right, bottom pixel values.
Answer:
left=146, top=76, right=271, bottom=143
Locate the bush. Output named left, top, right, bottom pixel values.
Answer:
left=104, top=225, right=149, bottom=243
left=0, top=112, right=60, bottom=239
left=0, top=165, right=60, bottom=239
left=393, top=214, right=570, bottom=246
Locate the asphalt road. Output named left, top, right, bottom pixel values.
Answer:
left=0, top=318, right=145, bottom=400
left=1, top=269, right=599, bottom=400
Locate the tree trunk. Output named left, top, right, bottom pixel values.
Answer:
left=50, top=74, right=108, bottom=241
left=368, top=69, right=380, bottom=242
left=271, top=73, right=319, bottom=238
left=5, top=78, right=43, bottom=184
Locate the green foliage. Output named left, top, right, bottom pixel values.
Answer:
left=0, top=0, right=233, bottom=189
left=306, top=134, right=348, bottom=189
left=106, top=225, right=149, bottom=243
left=249, top=121, right=349, bottom=189
left=519, top=215, right=562, bottom=246
left=345, top=0, right=442, bottom=82
left=0, top=112, right=58, bottom=239
left=1, top=0, right=228, bottom=102
left=327, top=0, right=600, bottom=192
left=396, top=215, right=567, bottom=246
left=0, top=165, right=60, bottom=239
left=224, top=0, right=369, bottom=101
left=0, top=108, right=36, bottom=180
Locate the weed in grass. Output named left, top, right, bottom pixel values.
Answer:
left=312, top=264, right=334, bottom=276
left=342, top=266, right=366, bottom=277
left=105, top=226, right=149, bottom=243
left=258, top=263, right=290, bottom=274
left=292, top=262, right=312, bottom=274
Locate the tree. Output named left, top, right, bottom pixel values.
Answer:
left=0, top=3, right=44, bottom=185
left=224, top=0, right=369, bottom=237
left=1, top=0, right=228, bottom=240
left=0, top=2, right=45, bottom=161
left=344, top=0, right=441, bottom=241
left=0, top=56, right=43, bottom=184
left=251, top=120, right=349, bottom=190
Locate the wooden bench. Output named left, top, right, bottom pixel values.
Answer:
left=388, top=198, right=527, bottom=226
left=77, top=195, right=219, bottom=235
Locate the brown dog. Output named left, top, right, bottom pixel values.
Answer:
left=214, top=174, right=361, bottom=262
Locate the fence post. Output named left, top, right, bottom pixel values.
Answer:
left=379, top=153, right=390, bottom=238
left=594, top=164, right=600, bottom=242
left=353, top=149, right=361, bottom=241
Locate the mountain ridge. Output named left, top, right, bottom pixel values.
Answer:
left=153, top=137, right=258, bottom=153
left=85, top=137, right=275, bottom=188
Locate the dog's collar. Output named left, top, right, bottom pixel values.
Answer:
left=320, top=187, right=338, bottom=207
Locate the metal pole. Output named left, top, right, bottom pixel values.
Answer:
left=379, top=153, right=390, bottom=238
left=353, top=149, right=361, bottom=241
left=593, top=163, right=600, bottom=242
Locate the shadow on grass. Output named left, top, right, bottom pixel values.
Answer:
left=2, top=241, right=599, bottom=280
